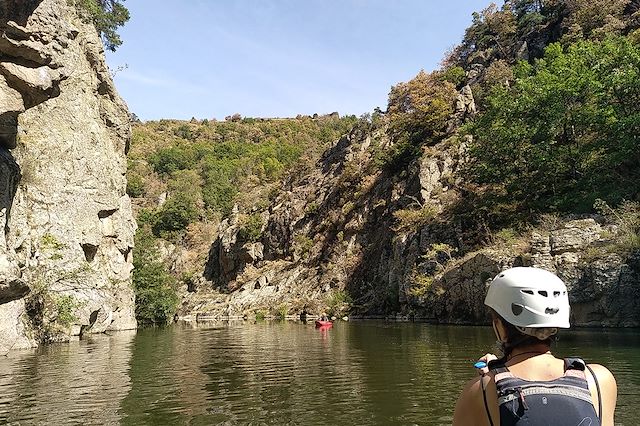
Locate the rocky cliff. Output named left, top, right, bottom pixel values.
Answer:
left=184, top=91, right=639, bottom=326
left=0, top=0, right=136, bottom=354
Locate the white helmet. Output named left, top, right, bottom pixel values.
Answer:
left=485, top=267, right=570, bottom=333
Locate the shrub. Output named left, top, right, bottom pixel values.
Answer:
left=594, top=199, right=640, bottom=255
left=423, top=243, right=457, bottom=271
left=437, top=65, right=467, bottom=86
left=341, top=201, right=355, bottom=216
left=174, top=124, right=193, bottom=140
left=254, top=309, right=267, bottom=321
left=150, top=146, right=197, bottom=175
left=132, top=227, right=178, bottom=324
left=392, top=204, right=438, bottom=232
left=238, top=213, right=264, bottom=242
left=55, top=295, right=83, bottom=327
left=493, top=228, right=519, bottom=245
left=152, top=193, right=199, bottom=236
left=126, top=172, right=145, bottom=197
left=387, top=70, right=457, bottom=142
left=305, top=202, right=319, bottom=215
left=294, top=234, right=314, bottom=259
left=273, top=304, right=289, bottom=320
left=41, top=233, right=65, bottom=251
left=408, top=273, right=434, bottom=298
left=326, top=290, right=352, bottom=316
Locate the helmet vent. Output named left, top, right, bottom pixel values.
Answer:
left=545, top=307, right=559, bottom=314
left=538, top=291, right=548, bottom=297
left=553, top=291, right=561, bottom=297
left=511, top=303, right=524, bottom=316
left=521, top=289, right=534, bottom=295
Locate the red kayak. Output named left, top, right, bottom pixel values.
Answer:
left=315, top=320, right=333, bottom=328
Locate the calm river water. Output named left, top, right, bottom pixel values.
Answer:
left=0, top=321, right=638, bottom=425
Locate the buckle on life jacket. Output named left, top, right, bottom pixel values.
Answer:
left=517, top=387, right=529, bottom=411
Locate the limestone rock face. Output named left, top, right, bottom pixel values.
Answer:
left=0, top=0, right=137, bottom=353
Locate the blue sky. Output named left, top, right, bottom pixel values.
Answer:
left=106, top=0, right=491, bottom=121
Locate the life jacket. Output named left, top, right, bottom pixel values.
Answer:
left=485, top=357, right=601, bottom=426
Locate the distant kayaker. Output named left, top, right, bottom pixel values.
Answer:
left=320, top=312, right=329, bottom=322
left=453, top=267, right=617, bottom=426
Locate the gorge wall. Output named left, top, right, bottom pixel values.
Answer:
left=184, top=99, right=639, bottom=327
left=0, top=0, right=136, bottom=354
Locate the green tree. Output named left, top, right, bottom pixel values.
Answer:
left=150, top=146, right=197, bottom=175
left=75, top=0, right=129, bottom=51
left=563, top=0, right=628, bottom=38
left=153, top=193, right=199, bottom=235
left=387, top=70, right=457, bottom=141
left=455, top=3, right=518, bottom=65
left=132, top=227, right=178, bottom=324
left=466, top=37, right=640, bottom=214
left=384, top=70, right=457, bottom=171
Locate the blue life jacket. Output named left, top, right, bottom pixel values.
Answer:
left=485, top=358, right=601, bottom=426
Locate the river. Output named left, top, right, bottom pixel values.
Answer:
left=0, top=321, right=638, bottom=425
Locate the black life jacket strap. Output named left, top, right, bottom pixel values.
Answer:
left=564, top=357, right=586, bottom=372
left=481, top=375, right=495, bottom=426
left=586, top=364, right=602, bottom=419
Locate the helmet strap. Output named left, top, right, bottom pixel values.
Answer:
left=492, top=319, right=505, bottom=343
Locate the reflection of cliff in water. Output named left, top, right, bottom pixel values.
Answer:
left=2, top=324, right=639, bottom=424
left=119, top=321, right=371, bottom=425
left=336, top=323, right=493, bottom=424
left=0, top=331, right=135, bottom=424
left=116, top=321, right=498, bottom=425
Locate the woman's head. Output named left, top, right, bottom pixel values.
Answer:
left=484, top=267, right=570, bottom=353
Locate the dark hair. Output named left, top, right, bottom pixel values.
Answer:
left=489, top=309, right=553, bottom=359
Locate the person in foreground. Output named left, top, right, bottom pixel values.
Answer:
left=453, top=267, right=617, bottom=426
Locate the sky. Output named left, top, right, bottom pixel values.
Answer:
left=106, top=0, right=491, bottom=121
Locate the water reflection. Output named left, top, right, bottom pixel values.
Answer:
left=0, top=330, right=135, bottom=425
left=117, top=321, right=500, bottom=425
left=0, top=323, right=638, bottom=425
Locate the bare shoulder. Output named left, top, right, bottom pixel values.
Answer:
left=589, top=364, right=616, bottom=382
left=586, top=363, right=617, bottom=426
left=453, top=375, right=496, bottom=426
left=586, top=363, right=616, bottom=386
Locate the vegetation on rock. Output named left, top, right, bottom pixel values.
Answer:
left=123, top=0, right=640, bottom=324
left=128, top=116, right=357, bottom=235
left=132, top=227, right=178, bottom=324
left=466, top=37, right=640, bottom=214
left=73, top=0, right=130, bottom=51
left=127, top=116, right=357, bottom=322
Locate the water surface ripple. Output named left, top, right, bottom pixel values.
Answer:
left=0, top=322, right=638, bottom=425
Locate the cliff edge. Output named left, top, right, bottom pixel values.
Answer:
left=0, top=0, right=136, bottom=354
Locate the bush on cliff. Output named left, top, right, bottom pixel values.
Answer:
left=74, top=0, right=129, bottom=51
left=466, top=37, right=640, bottom=215
left=132, top=227, right=178, bottom=324
left=387, top=70, right=457, bottom=143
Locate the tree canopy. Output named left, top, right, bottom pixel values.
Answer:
left=466, top=37, right=640, bottom=213
left=76, top=0, right=129, bottom=51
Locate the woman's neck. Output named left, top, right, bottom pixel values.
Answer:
left=507, top=343, right=552, bottom=361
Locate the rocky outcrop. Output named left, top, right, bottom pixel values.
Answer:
left=412, top=219, right=640, bottom=326
left=0, top=0, right=136, bottom=353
